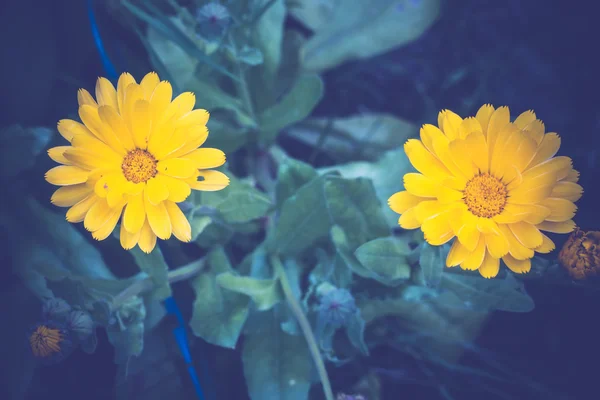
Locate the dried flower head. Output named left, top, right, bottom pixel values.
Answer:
left=558, top=228, right=600, bottom=280
left=42, top=298, right=72, bottom=320
left=196, top=2, right=231, bottom=41
left=317, top=287, right=357, bottom=329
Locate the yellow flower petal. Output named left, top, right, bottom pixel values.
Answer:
left=439, top=110, right=462, bottom=140
left=535, top=233, right=555, bottom=253
left=45, top=166, right=89, bottom=186
left=419, top=124, right=446, bottom=154
left=131, top=100, right=151, bottom=149
left=455, top=214, right=480, bottom=251
left=78, top=104, right=126, bottom=154
left=404, top=139, right=451, bottom=181
left=116, top=72, right=136, bottom=114
left=485, top=231, right=509, bottom=258
left=51, top=184, right=92, bottom=207
left=182, top=148, right=226, bottom=169
left=463, top=131, right=489, bottom=173
left=123, top=193, right=146, bottom=234
left=509, top=221, right=543, bottom=248
left=522, top=204, right=551, bottom=225
left=398, top=208, right=420, bottom=229
left=421, top=210, right=455, bottom=245
left=157, top=158, right=197, bottom=179
left=537, top=220, right=576, bottom=234
left=165, top=201, right=192, bottom=242
left=478, top=251, right=500, bottom=278
left=140, top=72, right=160, bottom=99
left=513, top=110, right=536, bottom=129
left=177, top=109, right=210, bottom=129
left=563, top=169, right=579, bottom=183
left=521, top=119, right=545, bottom=145
left=98, top=105, right=135, bottom=151
left=489, top=124, right=519, bottom=178
left=460, top=235, right=486, bottom=270
left=161, top=92, right=196, bottom=123
left=48, top=146, right=72, bottom=165
left=70, top=134, right=123, bottom=164
left=146, top=176, right=169, bottom=205
left=446, top=239, right=470, bottom=267
left=457, top=117, right=482, bottom=140
left=120, top=221, right=141, bottom=250
left=448, top=138, right=477, bottom=177
left=475, top=104, right=494, bottom=136
left=92, top=204, right=124, bottom=241
left=550, top=181, right=583, bottom=202
left=160, top=174, right=192, bottom=202
left=57, top=119, right=93, bottom=142
left=149, top=80, right=173, bottom=119
left=64, top=148, right=119, bottom=171
left=95, top=77, right=118, bottom=109
left=77, top=88, right=97, bottom=108
left=66, top=194, right=97, bottom=222
left=528, top=132, right=561, bottom=168
left=189, top=170, right=231, bottom=191
left=486, top=106, right=510, bottom=155
left=539, top=198, right=577, bottom=222
left=144, top=194, right=172, bottom=240
left=498, top=224, right=534, bottom=260
left=403, top=173, right=437, bottom=197
left=84, top=198, right=114, bottom=232
left=502, top=254, right=531, bottom=274
left=138, top=219, right=157, bottom=253
left=500, top=133, right=537, bottom=183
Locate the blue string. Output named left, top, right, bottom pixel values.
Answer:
left=86, top=1, right=209, bottom=398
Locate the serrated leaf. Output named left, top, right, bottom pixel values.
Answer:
left=190, top=248, right=250, bottom=348
left=242, top=310, right=312, bottom=400
left=259, top=74, right=324, bottom=144
left=216, top=272, right=283, bottom=311
left=354, top=237, right=412, bottom=284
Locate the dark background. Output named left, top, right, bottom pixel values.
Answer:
left=1, top=0, right=598, bottom=399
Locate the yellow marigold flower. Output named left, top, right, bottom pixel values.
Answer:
left=388, top=104, right=582, bottom=278
left=46, top=72, right=229, bottom=253
left=558, top=228, right=600, bottom=280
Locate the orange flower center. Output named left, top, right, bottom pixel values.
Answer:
left=121, top=149, right=157, bottom=183
left=29, top=325, right=63, bottom=358
left=463, top=173, right=507, bottom=218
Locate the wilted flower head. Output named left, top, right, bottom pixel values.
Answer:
left=196, top=2, right=231, bottom=41
left=67, top=310, right=95, bottom=340
left=558, top=228, right=600, bottom=280
left=317, top=287, right=357, bottom=329
left=42, top=298, right=71, bottom=320
left=27, top=321, right=73, bottom=365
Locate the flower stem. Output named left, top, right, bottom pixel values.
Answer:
left=111, top=257, right=207, bottom=310
left=270, top=254, right=335, bottom=400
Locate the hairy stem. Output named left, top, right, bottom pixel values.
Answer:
left=270, top=254, right=335, bottom=400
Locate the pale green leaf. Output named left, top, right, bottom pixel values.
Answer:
left=354, top=237, right=412, bottom=284
left=129, top=247, right=172, bottom=301
left=217, top=272, right=283, bottom=311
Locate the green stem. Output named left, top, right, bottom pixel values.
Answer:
left=111, top=257, right=206, bottom=310
left=228, top=35, right=257, bottom=122
left=270, top=254, right=335, bottom=400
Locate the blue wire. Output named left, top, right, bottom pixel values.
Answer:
left=86, top=1, right=210, bottom=398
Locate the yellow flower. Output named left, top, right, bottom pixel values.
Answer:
left=388, top=105, right=582, bottom=278
left=46, top=72, right=229, bottom=253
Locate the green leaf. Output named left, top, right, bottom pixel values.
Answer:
left=269, top=173, right=388, bottom=256
left=274, top=156, right=318, bottom=208
left=354, top=237, right=412, bottom=285
left=217, top=272, right=283, bottom=311
left=189, top=248, right=250, bottom=348
left=267, top=174, right=332, bottom=255
left=441, top=272, right=535, bottom=313
left=242, top=311, right=312, bottom=400
left=294, top=113, right=418, bottom=162
left=204, top=118, right=249, bottom=154
left=129, top=247, right=172, bottom=301
left=227, top=45, right=264, bottom=66
left=320, top=148, right=415, bottom=226
left=259, top=74, right=324, bottom=144
left=415, top=242, right=447, bottom=289
left=106, top=296, right=147, bottom=364
left=299, top=0, right=441, bottom=72
left=323, top=176, right=389, bottom=249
